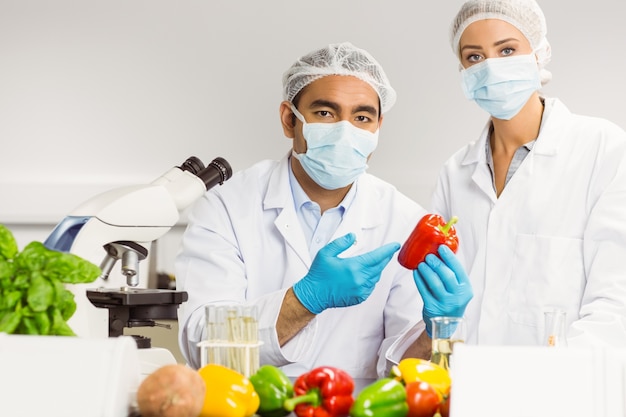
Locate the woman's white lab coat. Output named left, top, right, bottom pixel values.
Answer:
left=176, top=153, right=425, bottom=378
left=432, top=97, right=626, bottom=347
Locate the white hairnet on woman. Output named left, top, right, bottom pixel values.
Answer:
left=388, top=0, right=626, bottom=361
left=282, top=42, right=397, bottom=114
left=450, top=0, right=552, bottom=83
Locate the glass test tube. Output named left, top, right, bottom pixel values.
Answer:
left=201, top=303, right=261, bottom=377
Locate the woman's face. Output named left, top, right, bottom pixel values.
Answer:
left=458, top=19, right=534, bottom=69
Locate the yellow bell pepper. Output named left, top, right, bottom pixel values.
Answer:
left=391, top=358, right=451, bottom=401
left=197, top=364, right=260, bottom=417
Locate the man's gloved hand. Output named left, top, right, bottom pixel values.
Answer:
left=413, top=245, right=473, bottom=337
left=293, top=233, right=401, bottom=314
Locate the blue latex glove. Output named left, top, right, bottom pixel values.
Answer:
left=413, top=245, right=473, bottom=337
left=293, top=233, right=401, bottom=314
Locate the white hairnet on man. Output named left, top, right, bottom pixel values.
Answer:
left=282, top=42, right=397, bottom=114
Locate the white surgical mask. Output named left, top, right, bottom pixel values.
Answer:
left=290, top=104, right=378, bottom=190
left=460, top=53, right=542, bottom=120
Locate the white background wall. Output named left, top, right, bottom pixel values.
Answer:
left=2, top=0, right=626, bottom=275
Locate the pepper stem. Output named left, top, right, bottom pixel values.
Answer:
left=389, top=365, right=403, bottom=382
left=438, top=216, right=458, bottom=235
left=283, top=389, right=321, bottom=412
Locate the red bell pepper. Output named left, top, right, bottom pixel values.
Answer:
left=283, top=366, right=354, bottom=417
left=398, top=214, right=459, bottom=270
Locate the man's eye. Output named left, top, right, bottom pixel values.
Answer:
left=356, top=116, right=371, bottom=123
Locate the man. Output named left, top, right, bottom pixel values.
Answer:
left=176, top=42, right=430, bottom=378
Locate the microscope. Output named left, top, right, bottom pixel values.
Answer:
left=44, top=156, right=232, bottom=350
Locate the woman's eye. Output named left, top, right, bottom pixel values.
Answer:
left=501, top=47, right=515, bottom=56
left=467, top=54, right=482, bottom=63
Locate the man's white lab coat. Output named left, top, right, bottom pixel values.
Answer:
left=176, top=153, right=426, bottom=378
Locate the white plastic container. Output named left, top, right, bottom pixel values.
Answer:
left=0, top=334, right=141, bottom=417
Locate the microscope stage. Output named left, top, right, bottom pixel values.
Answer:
left=86, top=288, right=188, bottom=307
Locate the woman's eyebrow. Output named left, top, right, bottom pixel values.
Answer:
left=494, top=37, right=520, bottom=46
left=460, top=37, right=521, bottom=53
left=460, top=44, right=482, bottom=53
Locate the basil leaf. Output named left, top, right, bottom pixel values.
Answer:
left=0, top=225, right=18, bottom=261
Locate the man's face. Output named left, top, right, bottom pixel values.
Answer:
left=290, top=75, right=382, bottom=155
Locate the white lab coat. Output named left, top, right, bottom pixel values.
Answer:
left=434, top=97, right=626, bottom=347
left=387, top=97, right=626, bottom=359
left=176, top=152, right=425, bottom=378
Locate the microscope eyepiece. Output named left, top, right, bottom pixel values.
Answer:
left=179, top=156, right=205, bottom=175
left=198, top=157, right=233, bottom=190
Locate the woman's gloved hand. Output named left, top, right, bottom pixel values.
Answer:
left=413, top=245, right=473, bottom=337
left=293, top=233, right=401, bottom=314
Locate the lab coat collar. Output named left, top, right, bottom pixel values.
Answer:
left=263, top=151, right=384, bottom=262
left=461, top=121, right=492, bottom=167
left=532, top=97, right=570, bottom=156
left=461, top=97, right=571, bottom=167
left=264, top=152, right=310, bottom=265
left=264, top=151, right=381, bottom=228
left=264, top=152, right=294, bottom=210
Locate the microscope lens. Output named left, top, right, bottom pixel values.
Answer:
left=197, top=157, right=233, bottom=190
left=179, top=156, right=205, bottom=175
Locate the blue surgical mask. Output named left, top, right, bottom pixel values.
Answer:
left=460, top=53, right=542, bottom=120
left=290, top=105, right=378, bottom=190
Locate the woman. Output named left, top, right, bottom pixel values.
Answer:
left=427, top=0, right=626, bottom=347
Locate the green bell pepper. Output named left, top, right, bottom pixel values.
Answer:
left=350, top=378, right=409, bottom=417
left=249, top=365, right=294, bottom=417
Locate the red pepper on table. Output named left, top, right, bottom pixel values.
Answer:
left=398, top=214, right=459, bottom=270
left=283, top=366, right=354, bottom=417
left=405, top=381, right=443, bottom=417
